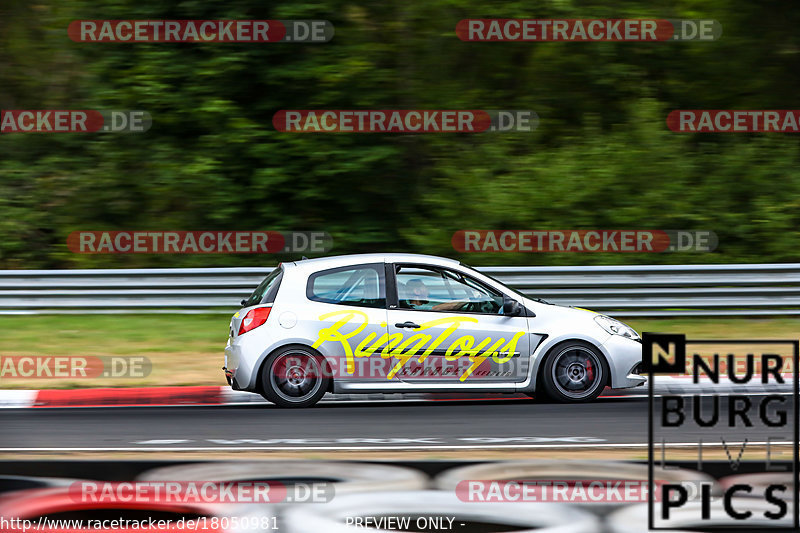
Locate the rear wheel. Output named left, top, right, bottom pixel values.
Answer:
left=539, top=341, right=608, bottom=403
left=260, top=346, right=329, bottom=408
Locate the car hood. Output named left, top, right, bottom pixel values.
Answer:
left=521, top=297, right=609, bottom=330
left=522, top=297, right=597, bottom=316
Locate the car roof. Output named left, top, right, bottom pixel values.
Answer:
left=288, top=253, right=461, bottom=272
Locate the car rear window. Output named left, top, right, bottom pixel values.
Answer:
left=307, top=264, right=385, bottom=309
left=242, top=268, right=283, bottom=307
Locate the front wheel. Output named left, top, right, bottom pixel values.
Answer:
left=539, top=341, right=608, bottom=403
left=260, top=346, right=329, bottom=408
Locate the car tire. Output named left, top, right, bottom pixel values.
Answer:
left=260, top=345, right=329, bottom=408
left=538, top=340, right=608, bottom=403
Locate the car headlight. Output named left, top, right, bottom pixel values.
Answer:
left=594, top=315, right=640, bottom=340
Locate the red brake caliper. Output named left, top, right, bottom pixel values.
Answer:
left=586, top=359, right=594, bottom=381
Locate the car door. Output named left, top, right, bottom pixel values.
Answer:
left=303, top=263, right=391, bottom=383
left=386, top=263, right=530, bottom=384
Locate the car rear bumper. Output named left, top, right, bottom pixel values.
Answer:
left=224, top=334, right=270, bottom=391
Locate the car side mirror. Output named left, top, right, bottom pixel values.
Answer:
left=503, top=296, right=522, bottom=317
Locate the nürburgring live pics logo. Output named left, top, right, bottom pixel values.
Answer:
left=645, top=333, right=799, bottom=530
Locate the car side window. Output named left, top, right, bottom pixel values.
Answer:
left=395, top=265, right=503, bottom=314
left=307, top=264, right=386, bottom=309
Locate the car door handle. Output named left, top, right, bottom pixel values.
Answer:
left=395, top=321, right=421, bottom=329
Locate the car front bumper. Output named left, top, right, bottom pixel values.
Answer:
left=601, top=334, right=646, bottom=389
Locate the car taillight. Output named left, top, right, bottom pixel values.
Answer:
left=239, top=307, right=272, bottom=335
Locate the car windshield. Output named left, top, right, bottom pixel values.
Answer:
left=459, top=262, right=549, bottom=304
left=242, top=268, right=282, bottom=308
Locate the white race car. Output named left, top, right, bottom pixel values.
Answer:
left=224, top=253, right=644, bottom=407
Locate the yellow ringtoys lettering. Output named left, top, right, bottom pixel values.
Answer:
left=311, top=312, right=525, bottom=381
left=311, top=310, right=369, bottom=373
left=384, top=333, right=433, bottom=379
left=418, top=316, right=479, bottom=361
left=459, top=331, right=526, bottom=381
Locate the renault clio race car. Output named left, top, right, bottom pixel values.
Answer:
left=223, top=254, right=644, bottom=407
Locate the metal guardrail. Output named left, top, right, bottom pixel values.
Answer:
left=0, top=263, right=798, bottom=317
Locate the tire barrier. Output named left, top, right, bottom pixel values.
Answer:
left=606, top=498, right=794, bottom=532
left=433, top=460, right=720, bottom=516
left=282, top=490, right=600, bottom=533
left=0, top=475, right=76, bottom=495
left=136, top=461, right=429, bottom=494
left=2, top=462, right=779, bottom=533
left=0, top=486, right=232, bottom=532
left=136, top=463, right=428, bottom=533
left=719, top=472, right=794, bottom=501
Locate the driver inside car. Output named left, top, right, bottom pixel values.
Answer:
left=404, top=278, right=469, bottom=311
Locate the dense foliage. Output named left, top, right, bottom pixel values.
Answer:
left=1, top=0, right=799, bottom=268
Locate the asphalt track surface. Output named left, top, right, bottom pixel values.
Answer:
left=1, top=395, right=789, bottom=451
